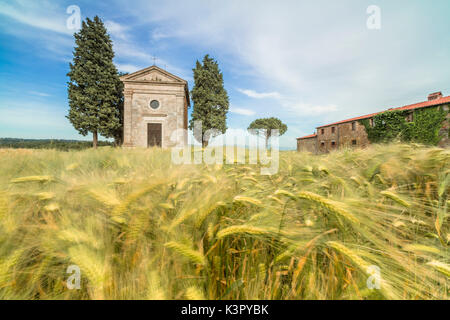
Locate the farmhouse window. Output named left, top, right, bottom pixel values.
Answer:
left=406, top=113, right=414, bottom=122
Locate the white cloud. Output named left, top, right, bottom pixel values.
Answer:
left=108, top=32, right=153, bottom=62
left=237, top=89, right=281, bottom=99
left=283, top=102, right=338, bottom=116
left=121, top=0, right=450, bottom=127
left=229, top=107, right=256, bottom=116
left=105, top=20, right=191, bottom=79
left=0, top=0, right=72, bottom=35
left=0, top=1, right=190, bottom=78
left=0, top=1, right=77, bottom=61
left=151, top=29, right=172, bottom=40
left=116, top=63, right=142, bottom=74
left=105, top=20, right=128, bottom=40
left=112, top=41, right=187, bottom=76
left=28, top=91, right=51, bottom=97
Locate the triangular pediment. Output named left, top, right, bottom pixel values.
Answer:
left=120, top=65, right=186, bottom=84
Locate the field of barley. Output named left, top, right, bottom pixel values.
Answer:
left=0, top=144, right=448, bottom=300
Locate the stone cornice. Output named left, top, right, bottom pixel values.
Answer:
left=120, top=65, right=187, bottom=84
left=142, top=113, right=168, bottom=117
left=125, top=89, right=185, bottom=95
left=122, top=80, right=185, bottom=86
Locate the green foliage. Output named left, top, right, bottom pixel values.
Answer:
left=361, top=110, right=407, bottom=143
left=113, top=72, right=127, bottom=146
left=67, top=16, right=123, bottom=148
left=0, top=138, right=113, bottom=151
left=0, top=144, right=448, bottom=299
left=248, top=117, right=288, bottom=147
left=361, top=106, right=448, bottom=145
left=189, top=55, right=229, bottom=147
left=405, top=106, right=448, bottom=145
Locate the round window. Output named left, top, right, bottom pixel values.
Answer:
left=150, top=100, right=160, bottom=110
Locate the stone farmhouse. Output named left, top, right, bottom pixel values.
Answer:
left=297, top=92, right=450, bottom=153
left=120, top=66, right=190, bottom=148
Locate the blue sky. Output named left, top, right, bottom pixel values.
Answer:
left=0, top=0, right=449, bottom=149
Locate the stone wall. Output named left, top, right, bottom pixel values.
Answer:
left=316, top=121, right=370, bottom=153
left=337, top=121, right=370, bottom=149
left=297, top=137, right=316, bottom=153
left=317, top=125, right=337, bottom=153
left=121, top=67, right=188, bottom=149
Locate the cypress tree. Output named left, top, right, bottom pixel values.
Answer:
left=189, top=55, right=229, bottom=147
left=67, top=16, right=122, bottom=148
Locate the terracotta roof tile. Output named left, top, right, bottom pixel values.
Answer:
left=297, top=133, right=317, bottom=140
left=316, top=95, right=450, bottom=128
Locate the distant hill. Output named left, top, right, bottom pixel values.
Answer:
left=0, top=138, right=113, bottom=151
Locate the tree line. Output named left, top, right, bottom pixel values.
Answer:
left=0, top=138, right=113, bottom=151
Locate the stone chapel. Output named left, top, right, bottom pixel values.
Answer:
left=120, top=66, right=190, bottom=148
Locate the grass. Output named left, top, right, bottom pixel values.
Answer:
left=0, top=143, right=448, bottom=300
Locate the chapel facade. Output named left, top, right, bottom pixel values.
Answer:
left=120, top=66, right=190, bottom=148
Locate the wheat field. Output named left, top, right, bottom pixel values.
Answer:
left=0, top=144, right=448, bottom=300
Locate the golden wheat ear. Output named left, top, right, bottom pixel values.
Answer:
left=297, top=191, right=359, bottom=225
left=164, top=241, right=206, bottom=266
left=10, top=175, right=54, bottom=183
